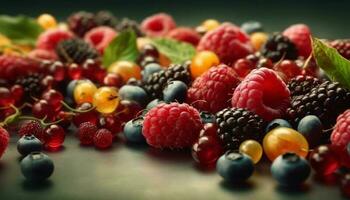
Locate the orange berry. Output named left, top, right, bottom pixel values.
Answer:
left=108, top=61, right=141, bottom=82
left=190, top=51, right=220, bottom=79
left=159, top=53, right=171, bottom=67
left=251, top=32, right=268, bottom=51
left=202, top=19, right=220, bottom=31
left=37, top=14, right=57, bottom=30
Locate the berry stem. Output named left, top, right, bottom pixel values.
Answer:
left=0, top=105, right=20, bottom=127
left=18, top=115, right=63, bottom=127
left=61, top=101, right=95, bottom=113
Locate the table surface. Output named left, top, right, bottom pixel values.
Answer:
left=0, top=133, right=347, bottom=200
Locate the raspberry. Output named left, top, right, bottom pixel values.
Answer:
left=167, top=27, right=201, bottom=46
left=141, top=13, right=176, bottom=37
left=28, top=49, right=58, bottom=61
left=283, top=24, right=312, bottom=58
left=187, top=64, right=240, bottom=113
left=0, top=55, right=41, bottom=82
left=36, top=29, right=74, bottom=52
left=331, top=110, right=350, bottom=167
left=0, top=127, right=9, bottom=159
left=231, top=67, right=291, bottom=121
left=84, top=26, right=117, bottom=54
left=330, top=39, right=350, bottom=60
left=197, top=23, right=253, bottom=65
left=78, top=122, right=98, bottom=145
left=142, top=103, right=203, bottom=148
left=18, top=120, right=44, bottom=140
left=93, top=128, right=113, bottom=149
left=67, top=11, right=97, bottom=37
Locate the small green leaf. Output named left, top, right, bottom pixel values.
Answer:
left=103, top=30, right=139, bottom=68
left=312, top=37, right=350, bottom=89
left=151, top=38, right=196, bottom=64
left=0, top=15, right=43, bottom=46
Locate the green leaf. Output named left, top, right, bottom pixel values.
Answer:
left=0, top=15, right=43, bottom=46
left=151, top=38, right=196, bottom=64
left=103, top=30, right=139, bottom=68
left=312, top=37, right=350, bottom=89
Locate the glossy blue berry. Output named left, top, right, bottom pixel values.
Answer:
left=216, top=152, right=254, bottom=183
left=266, top=119, right=292, bottom=133
left=119, top=85, right=148, bottom=106
left=123, top=117, right=146, bottom=143
left=17, top=135, right=43, bottom=156
left=200, top=111, right=215, bottom=124
left=146, top=99, right=164, bottom=110
left=66, top=80, right=78, bottom=100
left=142, top=63, right=163, bottom=81
left=162, top=81, right=187, bottom=103
left=271, top=152, right=311, bottom=186
left=20, top=152, right=54, bottom=182
left=241, top=21, right=263, bottom=34
left=297, top=115, right=323, bottom=147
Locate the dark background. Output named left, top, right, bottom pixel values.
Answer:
left=0, top=0, right=349, bottom=39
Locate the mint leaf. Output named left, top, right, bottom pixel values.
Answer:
left=312, top=37, right=350, bottom=89
left=151, top=38, right=196, bottom=64
left=0, top=15, right=43, bottom=46
left=103, top=30, right=139, bottom=68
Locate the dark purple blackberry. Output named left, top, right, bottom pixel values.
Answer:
left=216, top=108, right=266, bottom=151
left=287, top=76, right=322, bottom=98
left=261, top=33, right=298, bottom=62
left=67, top=11, right=97, bottom=37
left=15, top=73, right=44, bottom=100
left=116, top=18, right=144, bottom=37
left=330, top=39, right=350, bottom=60
left=143, top=64, right=191, bottom=99
left=286, top=81, right=350, bottom=129
left=56, top=38, right=99, bottom=64
left=94, top=11, right=118, bottom=27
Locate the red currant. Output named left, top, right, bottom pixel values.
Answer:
left=233, top=58, right=255, bottom=78
left=274, top=60, right=302, bottom=81
left=99, top=115, right=122, bottom=136
left=309, top=145, right=339, bottom=176
left=103, top=73, right=123, bottom=88
left=41, top=75, right=55, bottom=90
left=32, top=99, right=56, bottom=121
left=0, top=87, right=15, bottom=107
left=57, top=111, right=72, bottom=128
left=10, top=84, right=23, bottom=104
left=68, top=63, right=82, bottom=80
left=117, top=100, right=143, bottom=123
left=49, top=61, right=66, bottom=81
left=72, top=103, right=99, bottom=127
left=42, top=89, right=63, bottom=112
left=43, top=124, right=65, bottom=149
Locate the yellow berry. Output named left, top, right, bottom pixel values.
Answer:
left=190, top=51, right=220, bottom=79
left=0, top=34, right=11, bottom=46
left=93, top=86, right=119, bottom=114
left=137, top=37, right=152, bottom=50
left=108, top=61, right=141, bottom=82
left=250, top=32, right=268, bottom=51
left=74, top=80, right=97, bottom=104
left=263, top=127, right=309, bottom=161
left=37, top=14, right=57, bottom=30
left=239, top=140, right=263, bottom=164
left=202, top=19, right=220, bottom=31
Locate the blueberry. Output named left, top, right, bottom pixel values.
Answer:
left=119, top=85, right=148, bottom=106
left=162, top=81, right=188, bottom=103
left=20, top=152, right=54, bottom=182
left=241, top=21, right=264, bottom=34
left=200, top=111, right=216, bottom=124
left=123, top=117, right=146, bottom=143
left=142, top=63, right=163, bottom=81
left=266, top=119, right=292, bottom=133
left=297, top=115, right=323, bottom=147
left=146, top=99, right=164, bottom=110
left=216, top=152, right=254, bottom=183
left=66, top=80, right=78, bottom=100
left=17, top=135, right=43, bottom=156
left=271, top=152, right=311, bottom=186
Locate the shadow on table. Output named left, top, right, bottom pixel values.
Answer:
left=275, top=183, right=310, bottom=196
left=146, top=148, right=192, bottom=164
left=219, top=179, right=255, bottom=193
left=21, top=179, right=54, bottom=191
left=125, top=141, right=149, bottom=152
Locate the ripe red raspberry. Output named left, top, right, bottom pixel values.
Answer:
left=0, top=55, right=41, bottom=81
left=18, top=120, right=44, bottom=140
left=283, top=24, right=312, bottom=58
left=28, top=49, right=58, bottom=61
left=141, top=13, right=176, bottom=37
left=143, top=103, right=203, bottom=148
left=197, top=23, right=253, bottom=65
left=0, top=127, right=9, bottom=159
left=187, top=64, right=240, bottom=113
left=84, top=26, right=117, bottom=54
left=167, top=27, right=201, bottom=46
left=231, top=67, right=290, bottom=121
left=93, top=128, right=113, bottom=149
left=36, top=29, right=74, bottom=52
left=331, top=109, right=350, bottom=167
left=78, top=122, right=98, bottom=145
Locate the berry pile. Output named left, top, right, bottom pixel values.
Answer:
left=0, top=11, right=350, bottom=198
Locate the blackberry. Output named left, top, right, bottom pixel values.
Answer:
left=261, top=33, right=298, bottom=62
left=56, top=38, right=99, bottom=64
left=216, top=108, right=266, bottom=151
left=67, top=11, right=97, bottom=37
left=330, top=39, right=350, bottom=60
left=287, top=76, right=322, bottom=98
left=94, top=11, right=118, bottom=27
left=15, top=73, right=44, bottom=100
left=143, top=64, right=191, bottom=99
left=286, top=81, right=350, bottom=129
left=116, top=18, right=144, bottom=37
